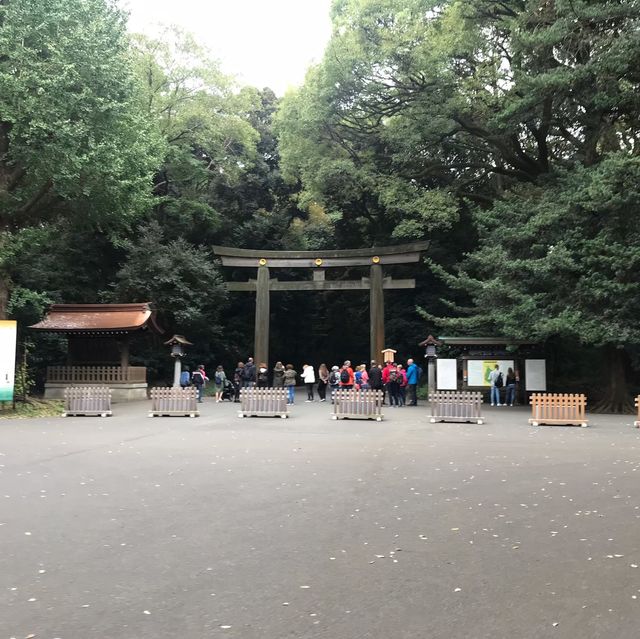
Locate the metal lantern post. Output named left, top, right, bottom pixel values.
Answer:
left=164, top=335, right=193, bottom=387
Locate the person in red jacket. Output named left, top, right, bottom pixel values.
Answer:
left=382, top=361, right=400, bottom=406
left=339, top=360, right=354, bottom=389
left=397, top=363, right=408, bottom=406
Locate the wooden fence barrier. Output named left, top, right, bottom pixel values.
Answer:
left=529, top=393, right=588, bottom=427
left=149, top=387, right=199, bottom=417
left=332, top=389, right=383, bottom=421
left=429, top=391, right=483, bottom=424
left=635, top=395, right=640, bottom=428
left=239, top=388, right=289, bottom=418
left=63, top=386, right=112, bottom=417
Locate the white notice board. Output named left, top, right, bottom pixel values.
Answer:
left=525, top=359, right=547, bottom=391
left=436, top=359, right=457, bottom=390
left=0, top=320, right=17, bottom=402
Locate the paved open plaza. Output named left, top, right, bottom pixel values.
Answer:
left=2, top=396, right=640, bottom=638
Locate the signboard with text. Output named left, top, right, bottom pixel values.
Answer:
left=0, top=320, right=17, bottom=401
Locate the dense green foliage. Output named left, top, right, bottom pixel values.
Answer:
left=1, top=0, right=638, bottom=406
left=277, top=0, right=640, bottom=409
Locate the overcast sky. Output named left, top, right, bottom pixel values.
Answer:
left=123, top=0, right=334, bottom=95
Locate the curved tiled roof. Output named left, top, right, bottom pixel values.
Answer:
left=29, top=303, right=163, bottom=334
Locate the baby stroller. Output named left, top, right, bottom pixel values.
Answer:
left=221, top=378, right=236, bottom=402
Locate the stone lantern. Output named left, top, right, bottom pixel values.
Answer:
left=164, top=335, right=193, bottom=387
left=419, top=335, right=442, bottom=396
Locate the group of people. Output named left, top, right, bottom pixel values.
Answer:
left=180, top=357, right=422, bottom=407
left=488, top=364, right=517, bottom=406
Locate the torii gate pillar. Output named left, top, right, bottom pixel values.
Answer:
left=255, top=265, right=270, bottom=366
left=369, top=263, right=385, bottom=363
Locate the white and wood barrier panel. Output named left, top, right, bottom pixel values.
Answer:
left=63, top=386, right=112, bottom=417
left=529, top=393, right=588, bottom=427
left=429, top=391, right=483, bottom=424
left=239, top=388, right=289, bottom=418
left=149, top=387, right=198, bottom=417
left=332, top=389, right=384, bottom=421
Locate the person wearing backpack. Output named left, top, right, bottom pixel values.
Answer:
left=283, top=364, right=298, bottom=405
left=339, top=361, right=354, bottom=388
left=328, top=365, right=340, bottom=403
left=381, top=361, right=396, bottom=405
left=368, top=361, right=383, bottom=391
left=179, top=366, right=191, bottom=388
left=386, top=364, right=401, bottom=407
left=397, top=364, right=408, bottom=406
left=405, top=358, right=421, bottom=406
left=257, top=363, right=269, bottom=387
left=272, top=361, right=285, bottom=387
left=213, top=365, right=226, bottom=403
left=242, top=357, right=256, bottom=388
left=232, top=362, right=244, bottom=402
left=191, top=364, right=208, bottom=403
left=489, top=364, right=503, bottom=406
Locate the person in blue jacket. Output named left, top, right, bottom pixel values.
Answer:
left=179, top=366, right=191, bottom=388
left=405, top=358, right=421, bottom=406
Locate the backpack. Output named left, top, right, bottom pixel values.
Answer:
left=389, top=369, right=398, bottom=382
left=355, top=370, right=362, bottom=385
left=192, top=371, right=204, bottom=386
left=495, top=372, right=504, bottom=388
left=214, top=373, right=223, bottom=385
left=329, top=371, right=340, bottom=385
left=179, top=371, right=191, bottom=386
left=340, top=369, right=350, bottom=384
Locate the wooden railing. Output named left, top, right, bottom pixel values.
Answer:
left=63, top=387, right=112, bottom=417
left=149, top=387, right=198, bottom=417
left=239, top=388, right=289, bottom=418
left=529, top=393, right=588, bottom=427
left=333, top=389, right=383, bottom=421
left=429, top=391, right=483, bottom=424
left=47, top=366, right=147, bottom=384
left=635, top=395, right=640, bottom=428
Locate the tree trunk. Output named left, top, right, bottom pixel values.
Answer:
left=592, top=345, right=634, bottom=414
left=0, top=268, right=8, bottom=320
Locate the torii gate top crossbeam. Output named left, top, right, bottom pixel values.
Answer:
left=212, top=241, right=428, bottom=268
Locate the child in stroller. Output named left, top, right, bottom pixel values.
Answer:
left=221, top=378, right=236, bottom=402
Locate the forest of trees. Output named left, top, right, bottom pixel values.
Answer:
left=1, top=0, right=639, bottom=410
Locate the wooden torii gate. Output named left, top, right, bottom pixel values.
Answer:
left=212, top=242, right=428, bottom=366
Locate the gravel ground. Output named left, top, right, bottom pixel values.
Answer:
left=1, top=394, right=639, bottom=638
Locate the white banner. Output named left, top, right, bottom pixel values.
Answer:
left=436, top=359, right=457, bottom=390
left=0, top=320, right=17, bottom=402
left=525, top=359, right=547, bottom=391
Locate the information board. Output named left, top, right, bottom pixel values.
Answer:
left=0, top=320, right=17, bottom=402
left=436, top=359, right=457, bottom=390
left=467, top=359, right=515, bottom=387
left=525, top=359, right=547, bottom=391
